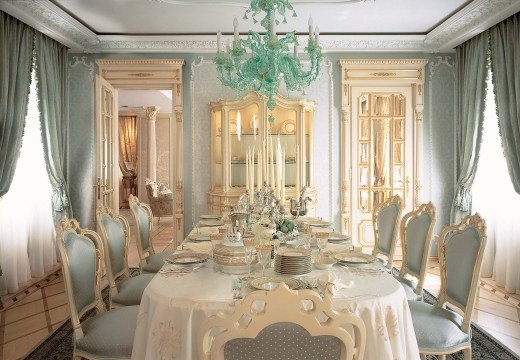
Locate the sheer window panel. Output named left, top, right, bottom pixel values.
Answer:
left=472, top=68, right=520, bottom=294
left=0, top=69, right=56, bottom=294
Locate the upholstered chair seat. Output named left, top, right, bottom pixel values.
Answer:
left=142, top=252, right=172, bottom=273
left=408, top=213, right=487, bottom=359
left=199, top=284, right=366, bottom=360
left=129, top=195, right=173, bottom=274
left=372, top=195, right=402, bottom=269
left=224, top=322, right=342, bottom=360
left=112, top=274, right=155, bottom=306
left=76, top=305, right=140, bottom=357
left=395, top=276, right=422, bottom=301
left=394, top=203, right=436, bottom=301
left=58, top=218, right=139, bottom=360
left=97, top=206, right=156, bottom=307
left=408, top=301, right=470, bottom=353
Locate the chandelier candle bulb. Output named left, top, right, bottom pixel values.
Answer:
left=217, top=30, right=222, bottom=52
left=246, top=147, right=249, bottom=191
left=296, top=145, right=301, bottom=197
left=315, top=27, right=320, bottom=44
left=233, top=17, right=239, bottom=43
left=281, top=148, right=286, bottom=201
left=309, top=17, right=314, bottom=39
left=252, top=114, right=257, bottom=140
left=270, top=136, right=275, bottom=191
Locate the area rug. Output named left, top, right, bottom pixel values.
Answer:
left=25, top=269, right=519, bottom=359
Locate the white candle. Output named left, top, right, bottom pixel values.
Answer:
left=294, top=43, right=298, bottom=58
left=281, top=148, right=286, bottom=203
left=262, top=139, right=267, bottom=182
left=246, top=147, right=249, bottom=191
left=233, top=17, right=239, bottom=44
left=217, top=30, right=221, bottom=52
left=257, top=149, right=262, bottom=191
left=315, top=26, right=320, bottom=44
left=308, top=17, right=314, bottom=40
left=249, top=149, right=254, bottom=203
left=266, top=132, right=270, bottom=186
left=236, top=110, right=241, bottom=142
left=276, top=136, right=282, bottom=199
left=270, top=15, right=276, bottom=42
left=295, top=145, right=301, bottom=197
left=270, top=136, right=275, bottom=190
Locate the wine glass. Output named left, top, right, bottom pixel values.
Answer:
left=257, top=245, right=272, bottom=277
left=244, top=246, right=254, bottom=278
left=316, top=232, right=329, bottom=259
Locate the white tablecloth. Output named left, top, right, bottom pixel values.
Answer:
left=131, top=237, right=420, bottom=360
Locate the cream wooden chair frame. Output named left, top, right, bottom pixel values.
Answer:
left=96, top=204, right=132, bottom=309
left=372, top=194, right=403, bottom=269
left=420, top=213, right=487, bottom=360
left=58, top=218, right=108, bottom=360
left=398, top=202, right=436, bottom=299
left=198, top=284, right=366, bottom=360
left=128, top=194, right=156, bottom=271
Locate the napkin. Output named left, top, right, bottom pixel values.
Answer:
left=318, top=272, right=352, bottom=296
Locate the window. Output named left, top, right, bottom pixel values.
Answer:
left=0, top=68, right=56, bottom=293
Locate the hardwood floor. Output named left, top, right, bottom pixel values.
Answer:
left=0, top=214, right=518, bottom=359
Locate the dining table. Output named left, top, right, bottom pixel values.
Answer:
left=131, top=225, right=421, bottom=360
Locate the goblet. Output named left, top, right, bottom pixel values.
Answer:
left=315, top=232, right=329, bottom=259
left=256, top=244, right=272, bottom=277
left=243, top=236, right=255, bottom=278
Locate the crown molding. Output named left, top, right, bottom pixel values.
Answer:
left=425, top=0, right=520, bottom=51
left=94, top=34, right=427, bottom=53
left=0, top=0, right=99, bottom=51
left=2, top=0, right=519, bottom=53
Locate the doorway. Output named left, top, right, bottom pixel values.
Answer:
left=95, top=59, right=185, bottom=246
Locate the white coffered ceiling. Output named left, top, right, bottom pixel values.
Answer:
left=0, top=0, right=519, bottom=52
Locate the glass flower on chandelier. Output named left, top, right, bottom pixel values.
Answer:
left=214, top=0, right=323, bottom=122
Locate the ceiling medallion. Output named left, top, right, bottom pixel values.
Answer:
left=214, top=0, right=323, bottom=122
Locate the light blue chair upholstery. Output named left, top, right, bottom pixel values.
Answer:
left=97, top=206, right=154, bottom=307
left=372, top=195, right=402, bottom=269
left=224, top=322, right=341, bottom=360
left=58, top=218, right=139, bottom=360
left=408, top=213, right=487, bottom=359
left=128, top=194, right=174, bottom=273
left=395, top=203, right=436, bottom=301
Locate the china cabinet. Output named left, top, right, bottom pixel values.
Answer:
left=208, top=92, right=317, bottom=214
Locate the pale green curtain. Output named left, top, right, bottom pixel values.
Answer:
left=0, top=11, right=34, bottom=198
left=490, top=12, right=520, bottom=194
left=450, top=32, right=488, bottom=223
left=34, top=32, right=72, bottom=219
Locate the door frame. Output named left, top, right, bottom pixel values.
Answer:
left=339, top=58, right=428, bottom=238
left=95, top=59, right=185, bottom=244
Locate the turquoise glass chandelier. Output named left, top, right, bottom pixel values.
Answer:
left=214, top=0, right=323, bottom=122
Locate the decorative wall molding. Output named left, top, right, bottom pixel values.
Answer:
left=69, top=56, right=95, bottom=79
left=2, top=0, right=518, bottom=53
left=425, top=0, right=520, bottom=52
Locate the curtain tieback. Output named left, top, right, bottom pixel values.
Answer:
left=52, top=185, right=70, bottom=212
left=454, top=184, right=472, bottom=212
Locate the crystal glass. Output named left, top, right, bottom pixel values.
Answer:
left=244, top=246, right=254, bottom=278
left=315, top=232, right=329, bottom=259
left=256, top=245, right=272, bottom=277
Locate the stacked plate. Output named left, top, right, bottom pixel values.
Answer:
left=164, top=252, right=210, bottom=265
left=328, top=232, right=351, bottom=244
left=274, top=248, right=312, bottom=275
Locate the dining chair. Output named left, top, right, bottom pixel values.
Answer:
left=372, top=194, right=402, bottom=269
left=395, top=202, right=436, bottom=301
left=408, top=213, right=487, bottom=359
left=58, top=218, right=139, bottom=360
left=198, top=283, right=366, bottom=360
left=129, top=194, right=173, bottom=273
left=96, top=205, right=154, bottom=308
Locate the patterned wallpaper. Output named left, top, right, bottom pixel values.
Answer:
left=67, top=52, right=456, bottom=244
